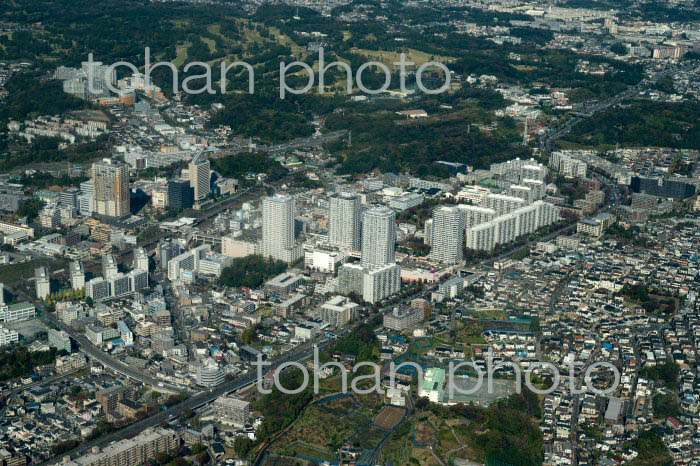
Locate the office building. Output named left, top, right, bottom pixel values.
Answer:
left=429, top=206, right=465, bottom=264
left=70, top=261, right=85, bottom=290
left=189, top=152, right=211, bottom=203
left=222, top=234, right=260, bottom=258
left=213, top=396, right=251, bottom=426
left=197, top=252, right=234, bottom=277
left=60, top=187, right=81, bottom=208
left=35, top=266, right=50, bottom=300
left=159, top=241, right=181, bottom=269
left=85, top=324, right=120, bottom=346
left=630, top=176, right=696, bottom=200
left=262, top=194, right=301, bottom=263
left=361, top=206, right=396, bottom=268
left=167, top=244, right=210, bottom=281
left=167, top=179, right=194, bottom=212
left=303, top=245, right=347, bottom=273
left=264, top=272, right=304, bottom=296
left=92, top=159, right=130, bottom=219
left=328, top=193, right=361, bottom=250
left=196, top=358, right=225, bottom=387
left=48, top=329, right=72, bottom=353
left=80, top=179, right=94, bottom=197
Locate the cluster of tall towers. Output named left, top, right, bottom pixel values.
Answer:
left=260, top=191, right=401, bottom=304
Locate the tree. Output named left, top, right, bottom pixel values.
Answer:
left=16, top=198, right=45, bottom=222
left=610, top=42, right=627, bottom=55
left=234, top=437, right=253, bottom=457
left=219, top=255, right=287, bottom=288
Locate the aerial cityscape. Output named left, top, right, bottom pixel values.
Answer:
left=0, top=0, right=699, bottom=465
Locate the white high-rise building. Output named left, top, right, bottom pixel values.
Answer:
left=102, top=254, right=118, bottom=280
left=549, top=152, right=587, bottom=178
left=134, top=248, right=149, bottom=272
left=429, top=206, right=465, bottom=264
left=363, top=263, right=401, bottom=304
left=329, top=193, right=361, bottom=251
left=481, top=193, right=526, bottom=215
left=70, top=261, right=85, bottom=290
left=465, top=201, right=559, bottom=251
left=490, top=158, right=547, bottom=183
left=506, top=185, right=534, bottom=204
left=456, top=204, right=496, bottom=229
left=337, top=206, right=401, bottom=304
left=522, top=179, right=545, bottom=200
left=262, top=194, right=302, bottom=263
left=189, top=152, right=211, bottom=203
left=361, top=207, right=396, bottom=268
left=36, top=266, right=50, bottom=300
left=167, top=244, right=210, bottom=281
left=0, top=282, right=5, bottom=306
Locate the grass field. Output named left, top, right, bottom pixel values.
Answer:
left=201, top=36, right=217, bottom=54
left=173, top=44, right=189, bottom=67
left=350, top=47, right=456, bottom=68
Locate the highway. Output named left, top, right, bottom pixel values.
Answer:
left=36, top=213, right=582, bottom=464
left=264, top=130, right=347, bottom=154
left=37, top=337, right=332, bottom=466
left=42, top=310, right=183, bottom=393
left=540, top=62, right=699, bottom=153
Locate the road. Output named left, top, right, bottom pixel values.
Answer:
left=36, top=170, right=587, bottom=464
left=264, top=130, right=347, bottom=154
left=37, top=337, right=332, bottom=466
left=43, top=310, right=183, bottom=393
left=540, top=62, right=699, bottom=153
left=0, top=369, right=83, bottom=398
